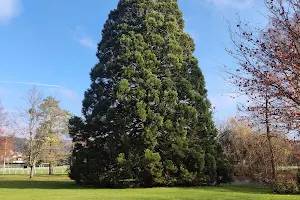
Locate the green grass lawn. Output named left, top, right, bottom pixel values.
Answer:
left=0, top=175, right=299, bottom=200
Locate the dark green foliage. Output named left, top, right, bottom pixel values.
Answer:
left=216, top=155, right=233, bottom=184
left=215, top=143, right=233, bottom=184
left=69, top=0, right=231, bottom=187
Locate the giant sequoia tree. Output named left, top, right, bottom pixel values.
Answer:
left=69, top=0, right=231, bottom=187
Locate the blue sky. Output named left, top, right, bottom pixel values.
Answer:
left=0, top=0, right=266, bottom=121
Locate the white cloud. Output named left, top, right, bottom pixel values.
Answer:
left=206, top=0, right=254, bottom=9
left=71, top=26, right=97, bottom=49
left=0, top=0, right=23, bottom=24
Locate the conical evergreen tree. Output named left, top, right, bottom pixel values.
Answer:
left=69, top=0, right=232, bottom=188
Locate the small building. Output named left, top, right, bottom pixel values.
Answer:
left=8, top=152, right=26, bottom=168
left=11, top=152, right=25, bottom=164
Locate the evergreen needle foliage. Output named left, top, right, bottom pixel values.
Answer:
left=69, top=0, right=231, bottom=187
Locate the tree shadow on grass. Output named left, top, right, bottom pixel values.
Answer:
left=0, top=175, right=83, bottom=190
left=0, top=177, right=274, bottom=195
left=0, top=180, right=81, bottom=190
left=161, top=184, right=273, bottom=196
left=205, top=184, right=273, bottom=195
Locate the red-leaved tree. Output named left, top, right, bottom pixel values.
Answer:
left=0, top=137, right=13, bottom=168
left=0, top=100, right=6, bottom=135
left=0, top=99, right=11, bottom=168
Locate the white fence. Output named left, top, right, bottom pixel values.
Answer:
left=0, top=166, right=69, bottom=175
left=277, top=165, right=300, bottom=171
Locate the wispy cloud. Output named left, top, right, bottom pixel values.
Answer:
left=71, top=26, right=97, bottom=49
left=210, top=93, right=237, bottom=110
left=59, top=88, right=81, bottom=101
left=78, top=37, right=97, bottom=49
left=48, top=88, right=81, bottom=102
left=209, top=92, right=243, bottom=120
left=206, top=0, right=254, bottom=9
left=210, top=92, right=247, bottom=112
left=185, top=29, right=200, bottom=41
left=0, top=88, right=5, bottom=96
left=0, top=81, right=65, bottom=88
left=46, top=87, right=82, bottom=116
left=0, top=0, right=23, bottom=24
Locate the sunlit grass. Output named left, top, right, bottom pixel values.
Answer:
left=0, top=175, right=298, bottom=200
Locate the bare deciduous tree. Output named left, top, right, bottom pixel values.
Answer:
left=225, top=0, right=300, bottom=134
left=222, top=0, right=300, bottom=182
left=12, top=87, right=44, bottom=178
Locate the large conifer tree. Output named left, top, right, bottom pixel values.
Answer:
left=69, top=0, right=231, bottom=187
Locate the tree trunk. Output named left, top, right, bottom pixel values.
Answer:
left=265, top=97, right=276, bottom=182
left=49, top=140, right=54, bottom=175
left=30, top=165, right=34, bottom=179
left=3, top=138, right=7, bottom=169
left=49, top=163, right=54, bottom=175
left=267, top=133, right=276, bottom=182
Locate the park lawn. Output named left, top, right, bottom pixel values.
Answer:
left=0, top=175, right=299, bottom=200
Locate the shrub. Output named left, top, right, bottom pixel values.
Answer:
left=273, top=179, right=300, bottom=194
